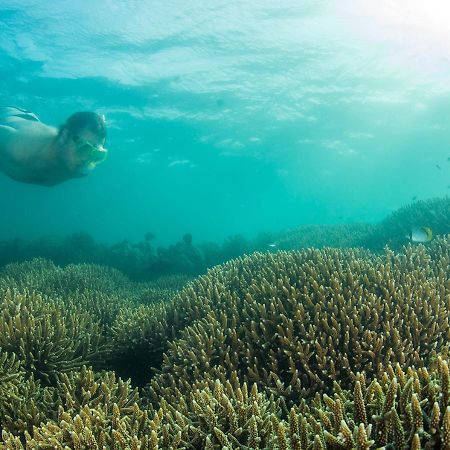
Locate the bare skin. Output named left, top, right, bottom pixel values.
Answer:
left=0, top=117, right=105, bottom=186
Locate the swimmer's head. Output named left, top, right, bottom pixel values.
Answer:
left=56, top=112, right=108, bottom=176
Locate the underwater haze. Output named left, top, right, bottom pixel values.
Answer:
left=0, top=0, right=449, bottom=245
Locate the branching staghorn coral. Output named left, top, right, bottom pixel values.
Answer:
left=63, top=290, right=132, bottom=331
left=0, top=351, right=49, bottom=436
left=0, top=375, right=280, bottom=449
left=0, top=233, right=448, bottom=448
left=0, top=374, right=58, bottom=437
left=0, top=259, right=180, bottom=330
left=138, top=287, right=178, bottom=306
left=1, top=401, right=152, bottom=450
left=273, top=223, right=374, bottom=251
left=149, top=357, right=450, bottom=449
left=0, top=351, right=23, bottom=409
left=150, top=239, right=450, bottom=405
left=3, top=359, right=450, bottom=449
left=0, top=259, right=192, bottom=387
left=109, top=303, right=175, bottom=386
left=108, top=275, right=214, bottom=386
left=0, top=258, right=140, bottom=299
left=0, top=366, right=141, bottom=442
left=55, top=366, right=141, bottom=416
left=167, top=376, right=279, bottom=449
left=136, top=273, right=194, bottom=306
left=147, top=274, right=193, bottom=292
left=285, top=357, right=450, bottom=450
left=0, top=290, right=107, bottom=385
left=424, top=234, right=450, bottom=279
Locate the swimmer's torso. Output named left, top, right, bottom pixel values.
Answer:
left=0, top=117, right=70, bottom=185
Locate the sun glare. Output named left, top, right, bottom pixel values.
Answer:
left=380, top=1, right=450, bottom=39
left=337, top=0, right=450, bottom=78
left=362, top=1, right=449, bottom=44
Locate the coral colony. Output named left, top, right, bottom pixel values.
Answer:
left=0, top=198, right=449, bottom=448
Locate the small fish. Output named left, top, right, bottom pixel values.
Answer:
left=411, top=195, right=417, bottom=201
left=436, top=164, right=441, bottom=170
left=268, top=243, right=277, bottom=248
left=409, top=226, right=433, bottom=243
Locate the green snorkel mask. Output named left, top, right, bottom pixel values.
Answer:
left=73, top=136, right=108, bottom=166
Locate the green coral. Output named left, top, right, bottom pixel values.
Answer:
left=0, top=289, right=107, bottom=385
left=3, top=360, right=450, bottom=449
left=0, top=229, right=447, bottom=448
left=274, top=223, right=374, bottom=250
left=150, top=237, right=450, bottom=405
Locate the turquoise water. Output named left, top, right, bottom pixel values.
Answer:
left=0, top=1, right=449, bottom=246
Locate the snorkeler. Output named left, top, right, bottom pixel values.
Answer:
left=0, top=106, right=108, bottom=186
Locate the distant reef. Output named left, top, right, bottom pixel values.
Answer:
left=0, top=196, right=448, bottom=280
left=0, top=231, right=449, bottom=448
left=362, top=196, right=450, bottom=250
left=273, top=196, right=450, bottom=252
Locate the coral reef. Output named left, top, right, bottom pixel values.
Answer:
left=273, top=223, right=374, bottom=251
left=146, top=274, right=193, bottom=292
left=109, top=303, right=174, bottom=386
left=150, top=237, right=450, bottom=406
left=138, top=275, right=193, bottom=305
left=0, top=366, right=140, bottom=442
left=0, top=289, right=107, bottom=385
left=0, top=197, right=447, bottom=280
left=363, top=196, right=450, bottom=250
left=274, top=197, right=450, bottom=253
left=0, top=258, right=135, bottom=298
left=0, top=232, right=447, bottom=448
left=3, top=360, right=450, bottom=449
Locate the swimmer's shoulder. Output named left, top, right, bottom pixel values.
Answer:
left=0, top=108, right=56, bottom=162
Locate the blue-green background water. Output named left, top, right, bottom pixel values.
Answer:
left=0, top=0, right=449, bottom=246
